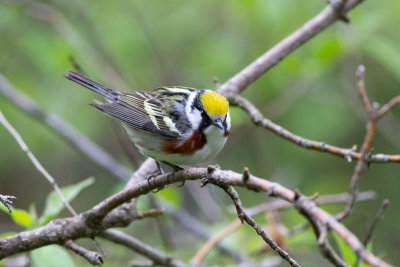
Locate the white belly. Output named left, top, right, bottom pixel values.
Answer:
left=126, top=125, right=227, bottom=166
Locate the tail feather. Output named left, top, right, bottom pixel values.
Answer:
left=65, top=71, right=120, bottom=101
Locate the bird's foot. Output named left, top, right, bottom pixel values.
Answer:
left=147, top=161, right=166, bottom=193
left=161, top=161, right=185, bottom=187
left=148, top=161, right=185, bottom=192
left=200, top=165, right=220, bottom=187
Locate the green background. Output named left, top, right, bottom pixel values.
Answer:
left=1, top=0, right=399, bottom=266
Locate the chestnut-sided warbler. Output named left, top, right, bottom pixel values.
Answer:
left=65, top=71, right=230, bottom=169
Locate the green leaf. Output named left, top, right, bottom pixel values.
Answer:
left=0, top=205, right=33, bottom=229
left=31, top=245, right=76, bottom=267
left=38, top=177, right=95, bottom=226
left=332, top=232, right=356, bottom=265
left=11, top=209, right=33, bottom=228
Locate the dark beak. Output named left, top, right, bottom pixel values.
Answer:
left=213, top=118, right=224, bottom=130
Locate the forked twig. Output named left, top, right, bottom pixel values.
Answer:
left=218, top=185, right=300, bottom=267
left=0, top=194, right=16, bottom=213
left=337, top=66, right=398, bottom=220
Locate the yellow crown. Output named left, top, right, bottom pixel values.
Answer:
left=200, top=91, right=229, bottom=116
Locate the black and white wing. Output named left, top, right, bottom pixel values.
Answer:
left=91, top=91, right=180, bottom=138
left=66, top=71, right=193, bottom=139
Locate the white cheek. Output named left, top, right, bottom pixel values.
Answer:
left=226, top=109, right=231, bottom=131
left=188, top=109, right=201, bottom=130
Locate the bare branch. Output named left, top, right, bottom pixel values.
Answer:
left=0, top=166, right=392, bottom=266
left=356, top=65, right=373, bottom=115
left=0, top=110, right=77, bottom=216
left=227, top=93, right=400, bottom=163
left=0, top=73, right=131, bottom=181
left=219, top=0, right=365, bottom=95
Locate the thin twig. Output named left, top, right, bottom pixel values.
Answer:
left=0, top=194, right=16, bottom=213
left=316, top=224, right=349, bottom=267
left=227, top=93, right=400, bottom=163
left=0, top=73, right=131, bottom=181
left=64, top=240, right=103, bottom=266
left=194, top=190, right=376, bottom=261
left=377, top=95, right=400, bottom=118
left=135, top=208, right=164, bottom=219
left=354, top=199, right=390, bottom=267
left=363, top=199, right=390, bottom=246
left=0, top=110, right=77, bottom=216
left=218, top=185, right=300, bottom=267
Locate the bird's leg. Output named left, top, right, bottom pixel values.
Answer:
left=147, top=161, right=166, bottom=193
left=147, top=161, right=185, bottom=192
left=161, top=161, right=185, bottom=187
left=156, top=160, right=165, bottom=174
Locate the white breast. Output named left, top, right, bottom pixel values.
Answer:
left=127, top=125, right=227, bottom=166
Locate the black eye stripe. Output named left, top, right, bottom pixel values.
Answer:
left=223, top=115, right=227, bottom=127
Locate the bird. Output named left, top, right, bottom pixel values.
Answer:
left=65, top=71, right=231, bottom=174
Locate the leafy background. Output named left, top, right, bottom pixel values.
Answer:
left=0, top=0, right=399, bottom=266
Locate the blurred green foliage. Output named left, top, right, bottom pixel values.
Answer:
left=1, top=0, right=400, bottom=266
left=0, top=177, right=93, bottom=266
